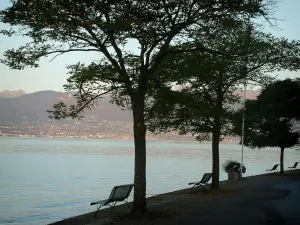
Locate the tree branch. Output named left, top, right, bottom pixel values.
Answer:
left=83, top=25, right=134, bottom=96
left=173, top=0, right=183, bottom=22
left=167, top=44, right=231, bottom=58
left=68, top=34, right=100, bottom=49
left=52, top=87, right=119, bottom=119
left=46, top=48, right=100, bottom=62
left=148, top=32, right=179, bottom=74
left=145, top=34, right=169, bottom=67
left=162, top=0, right=174, bottom=25
left=83, top=26, right=122, bottom=72
left=222, top=61, right=269, bottom=93
left=103, top=12, right=126, bottom=71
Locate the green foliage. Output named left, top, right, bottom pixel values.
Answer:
left=258, top=79, right=300, bottom=120
left=223, top=160, right=246, bottom=173
left=1, top=0, right=272, bottom=211
left=231, top=92, right=299, bottom=175
left=231, top=79, right=300, bottom=150
left=146, top=21, right=300, bottom=185
left=0, top=0, right=272, bottom=118
left=147, top=23, right=300, bottom=141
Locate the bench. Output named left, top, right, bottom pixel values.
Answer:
left=90, top=184, right=133, bottom=218
left=288, top=162, right=299, bottom=170
left=188, top=173, right=212, bottom=189
left=265, top=164, right=279, bottom=173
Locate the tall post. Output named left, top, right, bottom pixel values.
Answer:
left=240, top=72, right=247, bottom=178
left=240, top=15, right=252, bottom=179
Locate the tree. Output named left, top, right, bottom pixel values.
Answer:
left=231, top=79, right=300, bottom=174
left=146, top=24, right=300, bottom=188
left=0, top=0, right=275, bottom=213
left=258, top=79, right=300, bottom=120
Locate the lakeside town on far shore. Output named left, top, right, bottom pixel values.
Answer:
left=0, top=121, right=238, bottom=142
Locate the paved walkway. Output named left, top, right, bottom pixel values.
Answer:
left=49, top=171, right=300, bottom=225
left=109, top=173, right=300, bottom=225
left=263, top=180, right=300, bottom=225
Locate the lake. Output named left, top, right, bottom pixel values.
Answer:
left=0, top=136, right=299, bottom=225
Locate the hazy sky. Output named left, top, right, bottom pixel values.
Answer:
left=0, top=0, right=299, bottom=93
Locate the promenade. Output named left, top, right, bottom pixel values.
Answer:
left=49, top=170, right=300, bottom=225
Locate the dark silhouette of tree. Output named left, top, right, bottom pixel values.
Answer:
left=147, top=25, right=300, bottom=188
left=231, top=79, right=300, bottom=174
left=1, top=0, right=270, bottom=214
left=258, top=79, right=300, bottom=120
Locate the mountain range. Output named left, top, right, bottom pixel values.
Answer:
left=0, top=89, right=260, bottom=123
left=0, top=89, right=260, bottom=139
left=0, top=90, right=26, bottom=98
left=0, top=90, right=132, bottom=123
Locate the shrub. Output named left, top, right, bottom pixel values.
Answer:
left=223, top=160, right=246, bottom=173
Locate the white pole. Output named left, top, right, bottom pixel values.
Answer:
left=240, top=13, right=252, bottom=179
left=240, top=76, right=247, bottom=178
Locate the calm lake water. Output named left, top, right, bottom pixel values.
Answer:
left=0, top=136, right=299, bottom=225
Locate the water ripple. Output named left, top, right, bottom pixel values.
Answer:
left=0, top=136, right=299, bottom=225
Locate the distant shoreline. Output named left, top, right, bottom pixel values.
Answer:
left=0, top=135, right=239, bottom=143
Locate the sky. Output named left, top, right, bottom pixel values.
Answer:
left=0, top=0, right=300, bottom=93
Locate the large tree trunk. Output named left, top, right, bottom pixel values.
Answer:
left=280, top=147, right=284, bottom=175
left=131, top=95, right=147, bottom=214
left=211, top=117, right=221, bottom=190
left=210, top=85, right=223, bottom=189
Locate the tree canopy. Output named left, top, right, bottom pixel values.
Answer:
left=147, top=25, right=300, bottom=138
left=257, top=78, right=300, bottom=120
left=146, top=20, right=300, bottom=186
left=231, top=79, right=300, bottom=174
left=1, top=0, right=272, bottom=213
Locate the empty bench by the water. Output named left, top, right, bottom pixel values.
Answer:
left=266, top=164, right=279, bottom=173
left=90, top=184, right=133, bottom=218
left=188, top=173, right=212, bottom=188
left=288, top=162, right=299, bottom=170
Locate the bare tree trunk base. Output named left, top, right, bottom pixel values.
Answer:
left=126, top=208, right=174, bottom=220
left=210, top=185, right=220, bottom=190
left=129, top=207, right=148, bottom=219
left=280, top=147, right=284, bottom=175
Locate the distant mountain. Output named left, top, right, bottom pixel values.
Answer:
left=0, top=90, right=132, bottom=124
left=0, top=89, right=260, bottom=124
left=0, top=90, right=26, bottom=98
left=0, top=90, right=261, bottom=140
left=0, top=90, right=259, bottom=124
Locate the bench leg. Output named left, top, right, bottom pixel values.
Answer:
left=124, top=200, right=132, bottom=210
left=199, top=184, right=209, bottom=192
left=94, top=205, right=103, bottom=218
left=109, top=200, right=131, bottom=215
left=110, top=202, right=118, bottom=214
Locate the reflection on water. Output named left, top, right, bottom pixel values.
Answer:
left=0, top=136, right=299, bottom=225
